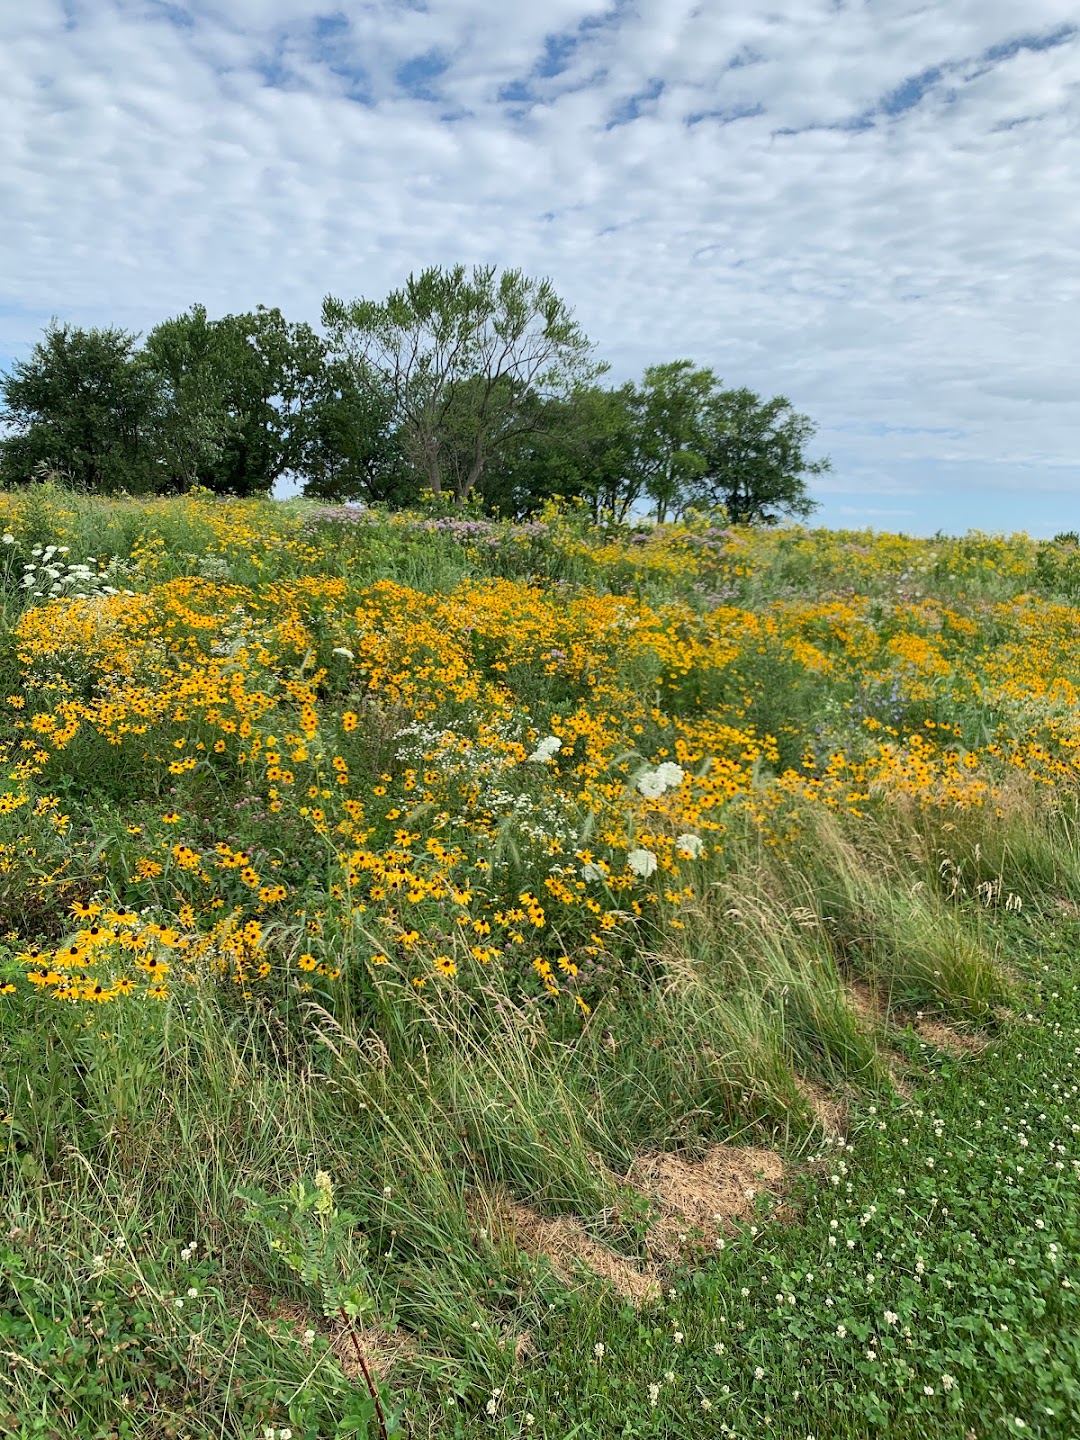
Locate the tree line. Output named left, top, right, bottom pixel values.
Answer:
left=0, top=264, right=829, bottom=523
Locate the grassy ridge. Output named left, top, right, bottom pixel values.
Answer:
left=1, top=488, right=1079, bottom=1437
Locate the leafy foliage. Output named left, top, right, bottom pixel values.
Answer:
left=323, top=264, right=600, bottom=503
left=0, top=322, right=158, bottom=492
left=1, top=274, right=828, bottom=523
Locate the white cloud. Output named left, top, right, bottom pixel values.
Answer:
left=1, top=0, right=1078, bottom=531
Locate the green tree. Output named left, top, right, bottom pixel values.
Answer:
left=144, top=305, right=325, bottom=495
left=142, top=304, right=229, bottom=491
left=0, top=322, right=159, bottom=492
left=629, top=361, right=714, bottom=524
left=298, top=359, right=415, bottom=505
left=478, top=383, right=640, bottom=519
left=697, top=388, right=827, bottom=525
left=323, top=265, right=601, bottom=505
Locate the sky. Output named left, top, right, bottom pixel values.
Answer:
left=2, top=0, right=1079, bottom=535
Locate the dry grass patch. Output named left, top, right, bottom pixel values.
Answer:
left=795, top=1076, right=847, bottom=1138
left=247, top=1286, right=416, bottom=1381
left=500, top=1200, right=663, bottom=1306
left=629, top=1144, right=785, bottom=1260
left=914, top=1014, right=991, bottom=1057
left=846, top=979, right=891, bottom=1026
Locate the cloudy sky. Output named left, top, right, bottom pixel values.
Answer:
left=3, top=0, right=1079, bottom=533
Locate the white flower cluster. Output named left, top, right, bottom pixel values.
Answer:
left=628, top=847, right=658, bottom=878
left=527, top=735, right=562, bottom=763
left=193, top=553, right=231, bottom=581
left=636, top=762, right=685, bottom=799
left=20, top=545, right=133, bottom=600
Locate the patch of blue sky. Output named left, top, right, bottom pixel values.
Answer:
left=776, top=22, right=1076, bottom=139
left=686, top=103, right=764, bottom=127
left=498, top=6, right=624, bottom=110
left=725, top=46, right=764, bottom=70
left=252, top=45, right=289, bottom=88
left=308, top=13, right=370, bottom=101
left=879, top=65, right=943, bottom=118
left=395, top=49, right=449, bottom=101
left=148, top=1, right=194, bottom=28
left=982, top=23, right=1076, bottom=63
left=498, top=77, right=534, bottom=104
left=536, top=31, right=580, bottom=78
left=605, top=77, right=663, bottom=129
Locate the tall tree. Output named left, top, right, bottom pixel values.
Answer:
left=323, top=265, right=601, bottom=504
left=144, top=304, right=325, bottom=495
left=142, top=304, right=229, bottom=491
left=0, top=322, right=159, bottom=492
left=298, top=359, right=415, bottom=505
left=479, top=383, right=640, bottom=519
left=696, top=388, right=827, bottom=525
left=630, top=361, right=714, bottom=524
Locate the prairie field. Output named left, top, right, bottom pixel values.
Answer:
left=2, top=487, right=1079, bottom=1438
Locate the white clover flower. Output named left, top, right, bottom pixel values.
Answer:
left=627, top=848, right=658, bottom=878
left=527, top=735, right=562, bottom=763
left=676, top=833, right=704, bottom=858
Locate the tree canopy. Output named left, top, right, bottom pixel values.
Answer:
left=322, top=264, right=601, bottom=504
left=0, top=322, right=158, bottom=493
left=0, top=269, right=829, bottom=523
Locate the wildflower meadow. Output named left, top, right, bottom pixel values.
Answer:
left=2, top=485, right=1079, bottom=1438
